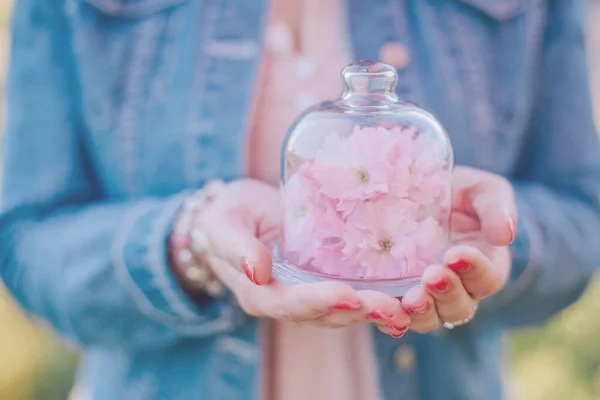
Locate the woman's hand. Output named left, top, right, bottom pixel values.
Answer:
left=401, top=166, right=516, bottom=332
left=197, top=179, right=412, bottom=335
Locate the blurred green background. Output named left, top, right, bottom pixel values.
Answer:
left=1, top=2, right=600, bottom=399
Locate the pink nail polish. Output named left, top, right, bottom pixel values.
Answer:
left=429, top=278, right=449, bottom=292
left=409, top=302, right=430, bottom=314
left=389, top=326, right=408, bottom=338
left=448, top=259, right=470, bottom=273
left=508, top=218, right=516, bottom=244
left=170, top=234, right=191, bottom=248
left=368, top=311, right=393, bottom=321
left=332, top=301, right=362, bottom=311
left=241, top=257, right=259, bottom=285
left=386, top=324, right=408, bottom=332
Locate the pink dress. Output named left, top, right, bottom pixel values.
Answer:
left=248, top=1, right=381, bottom=399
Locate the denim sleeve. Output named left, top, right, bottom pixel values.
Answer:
left=0, top=0, right=243, bottom=350
left=480, top=0, right=600, bottom=327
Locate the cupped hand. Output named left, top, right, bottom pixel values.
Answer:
left=401, top=166, right=516, bottom=332
left=197, top=179, right=412, bottom=335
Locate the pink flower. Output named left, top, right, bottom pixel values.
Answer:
left=386, top=157, right=412, bottom=198
left=342, top=197, right=422, bottom=278
left=412, top=216, right=446, bottom=269
left=406, top=154, right=447, bottom=205
left=283, top=168, right=320, bottom=264
left=311, top=127, right=391, bottom=202
left=388, top=127, right=448, bottom=205
left=282, top=124, right=449, bottom=280
left=387, top=125, right=419, bottom=163
left=311, top=240, right=348, bottom=276
left=318, top=199, right=346, bottom=238
left=283, top=165, right=349, bottom=266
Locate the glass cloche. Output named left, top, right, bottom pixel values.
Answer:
left=272, top=61, right=453, bottom=296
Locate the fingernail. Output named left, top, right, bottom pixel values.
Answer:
left=389, top=326, right=408, bottom=338
left=409, top=302, right=430, bottom=314
left=429, top=278, right=449, bottom=293
left=448, top=259, right=470, bottom=273
left=386, top=324, right=408, bottom=332
left=241, top=257, right=259, bottom=285
left=367, top=310, right=394, bottom=321
left=332, top=301, right=362, bottom=311
left=508, top=218, right=516, bottom=244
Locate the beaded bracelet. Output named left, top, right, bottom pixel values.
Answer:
left=169, top=181, right=227, bottom=304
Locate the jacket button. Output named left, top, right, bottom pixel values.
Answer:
left=380, top=42, right=410, bottom=70
left=393, top=345, right=416, bottom=373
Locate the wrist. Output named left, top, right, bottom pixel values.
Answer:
left=168, top=181, right=227, bottom=307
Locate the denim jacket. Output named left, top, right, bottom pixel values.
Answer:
left=2, top=0, right=600, bottom=399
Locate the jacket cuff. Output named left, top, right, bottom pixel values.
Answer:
left=113, top=192, right=241, bottom=334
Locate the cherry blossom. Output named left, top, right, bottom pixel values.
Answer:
left=311, top=127, right=390, bottom=201
left=282, top=124, right=449, bottom=279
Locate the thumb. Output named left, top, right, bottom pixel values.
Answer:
left=202, top=180, right=282, bottom=285
left=211, top=217, right=273, bottom=285
left=453, top=167, right=517, bottom=246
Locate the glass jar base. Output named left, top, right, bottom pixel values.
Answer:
left=270, top=244, right=422, bottom=297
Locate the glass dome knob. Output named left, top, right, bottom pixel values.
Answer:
left=341, top=60, right=398, bottom=97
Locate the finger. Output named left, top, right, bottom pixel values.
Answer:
left=317, top=290, right=409, bottom=328
left=210, top=217, right=273, bottom=285
left=358, top=290, right=410, bottom=330
left=311, top=311, right=364, bottom=327
left=375, top=323, right=409, bottom=338
left=452, top=166, right=517, bottom=245
left=401, top=287, right=439, bottom=333
left=221, top=179, right=284, bottom=235
left=260, top=280, right=362, bottom=322
left=202, top=181, right=283, bottom=285
left=422, top=264, right=478, bottom=324
left=214, top=261, right=362, bottom=322
left=445, top=245, right=510, bottom=299
left=306, top=320, right=347, bottom=329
